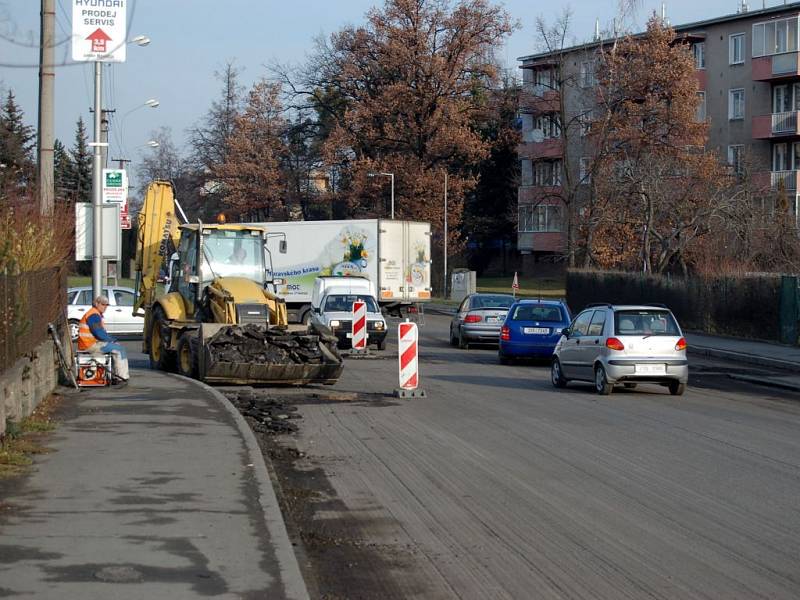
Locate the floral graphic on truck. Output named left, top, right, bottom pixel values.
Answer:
left=319, top=227, right=375, bottom=277
left=406, top=241, right=429, bottom=287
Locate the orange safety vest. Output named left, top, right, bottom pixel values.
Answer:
left=78, top=307, right=103, bottom=351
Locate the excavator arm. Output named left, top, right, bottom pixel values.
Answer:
left=134, top=181, right=181, bottom=317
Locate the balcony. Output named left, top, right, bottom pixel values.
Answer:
left=752, top=111, right=800, bottom=138
left=518, top=137, right=563, bottom=160
left=753, top=53, right=800, bottom=81
left=771, top=170, right=800, bottom=190
left=520, top=83, right=560, bottom=113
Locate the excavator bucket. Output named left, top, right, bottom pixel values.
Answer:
left=197, top=324, right=344, bottom=385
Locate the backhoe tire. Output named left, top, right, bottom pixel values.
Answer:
left=177, top=331, right=199, bottom=379
left=149, top=306, right=176, bottom=372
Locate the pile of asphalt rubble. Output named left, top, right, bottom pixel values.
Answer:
left=229, top=390, right=302, bottom=434
left=206, top=323, right=341, bottom=365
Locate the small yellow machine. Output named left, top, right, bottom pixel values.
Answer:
left=134, top=181, right=343, bottom=385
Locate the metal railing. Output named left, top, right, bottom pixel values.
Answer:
left=772, top=111, right=798, bottom=134
left=771, top=170, right=799, bottom=190
left=0, top=268, right=66, bottom=373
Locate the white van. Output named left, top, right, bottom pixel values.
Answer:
left=311, top=276, right=388, bottom=350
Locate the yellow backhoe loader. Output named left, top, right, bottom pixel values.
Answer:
left=133, top=180, right=343, bottom=385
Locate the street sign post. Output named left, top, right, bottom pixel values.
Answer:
left=71, top=0, right=127, bottom=63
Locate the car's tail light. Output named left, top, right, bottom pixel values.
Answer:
left=464, top=314, right=482, bottom=323
left=675, top=337, right=687, bottom=351
left=606, top=337, right=625, bottom=351
left=500, top=325, right=510, bottom=341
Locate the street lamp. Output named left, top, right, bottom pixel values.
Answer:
left=367, top=171, right=395, bottom=219
left=131, top=35, right=151, bottom=47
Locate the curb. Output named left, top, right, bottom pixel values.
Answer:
left=687, top=345, right=800, bottom=372
left=728, top=373, right=800, bottom=393
left=174, top=374, right=310, bottom=600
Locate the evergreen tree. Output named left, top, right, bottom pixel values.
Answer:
left=67, top=117, right=92, bottom=202
left=53, top=138, right=73, bottom=202
left=0, top=90, right=36, bottom=196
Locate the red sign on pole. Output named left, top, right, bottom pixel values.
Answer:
left=87, top=28, right=111, bottom=53
left=351, top=301, right=367, bottom=350
left=398, top=321, right=419, bottom=390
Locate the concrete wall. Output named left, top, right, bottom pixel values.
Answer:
left=0, top=338, right=60, bottom=434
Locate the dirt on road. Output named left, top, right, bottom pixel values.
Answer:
left=227, top=388, right=419, bottom=600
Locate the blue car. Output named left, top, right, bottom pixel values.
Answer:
left=498, top=300, right=571, bottom=364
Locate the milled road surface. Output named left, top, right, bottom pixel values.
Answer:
left=265, top=313, right=800, bottom=599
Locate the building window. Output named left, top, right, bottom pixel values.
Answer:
left=521, top=159, right=533, bottom=186
left=728, top=145, right=744, bottom=176
left=752, top=17, right=799, bottom=57
left=729, top=89, right=745, bottom=120
left=729, top=33, right=745, bottom=65
left=520, top=113, right=534, bottom=142
left=580, top=108, right=594, bottom=136
left=696, top=91, right=706, bottom=121
left=580, top=61, right=596, bottom=88
left=693, top=42, right=705, bottom=69
left=532, top=160, right=562, bottom=187
left=533, top=114, right=561, bottom=140
left=579, top=157, right=591, bottom=184
left=519, top=204, right=563, bottom=233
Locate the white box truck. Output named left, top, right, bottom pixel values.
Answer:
left=250, top=219, right=432, bottom=323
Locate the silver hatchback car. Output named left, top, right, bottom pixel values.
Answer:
left=551, top=304, right=688, bottom=395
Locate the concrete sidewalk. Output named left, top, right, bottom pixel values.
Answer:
left=686, top=332, right=800, bottom=392
left=0, top=369, right=308, bottom=600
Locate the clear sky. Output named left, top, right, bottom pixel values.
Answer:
left=0, top=0, right=782, bottom=170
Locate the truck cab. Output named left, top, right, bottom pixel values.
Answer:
left=311, top=276, right=388, bottom=350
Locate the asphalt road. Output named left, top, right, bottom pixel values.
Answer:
left=258, top=313, right=800, bottom=600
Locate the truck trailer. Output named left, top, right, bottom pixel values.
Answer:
left=248, top=219, right=432, bottom=323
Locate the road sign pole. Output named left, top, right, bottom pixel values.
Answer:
left=91, top=60, right=103, bottom=300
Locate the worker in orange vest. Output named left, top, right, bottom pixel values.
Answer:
left=78, top=295, right=129, bottom=386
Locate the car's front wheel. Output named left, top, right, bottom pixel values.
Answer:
left=551, top=358, right=567, bottom=388
left=594, top=365, right=613, bottom=395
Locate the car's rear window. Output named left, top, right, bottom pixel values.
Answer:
left=510, top=304, right=565, bottom=322
left=614, top=310, right=680, bottom=336
left=472, top=295, right=514, bottom=309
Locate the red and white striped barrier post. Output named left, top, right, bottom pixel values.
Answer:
left=395, top=320, right=426, bottom=398
left=351, top=300, right=367, bottom=352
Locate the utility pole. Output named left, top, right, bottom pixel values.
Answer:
left=111, top=158, right=131, bottom=170
left=37, top=0, right=55, bottom=215
left=91, top=62, right=104, bottom=300
left=443, top=171, right=448, bottom=300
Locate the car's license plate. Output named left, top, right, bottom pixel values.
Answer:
left=635, top=364, right=666, bottom=375
left=486, top=316, right=500, bottom=323
left=523, top=327, right=550, bottom=335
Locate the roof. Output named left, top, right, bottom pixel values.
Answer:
left=516, top=298, right=567, bottom=305
left=180, top=223, right=266, bottom=232
left=518, top=1, right=800, bottom=63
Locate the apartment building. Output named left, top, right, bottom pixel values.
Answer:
left=517, top=2, right=800, bottom=267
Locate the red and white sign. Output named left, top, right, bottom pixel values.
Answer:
left=351, top=301, right=367, bottom=350
left=120, top=199, right=131, bottom=230
left=72, top=0, right=127, bottom=63
left=398, top=322, right=419, bottom=390
left=512, top=271, right=520, bottom=291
